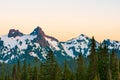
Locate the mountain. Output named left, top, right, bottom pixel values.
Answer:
left=0, top=26, right=120, bottom=64
left=103, top=39, right=120, bottom=55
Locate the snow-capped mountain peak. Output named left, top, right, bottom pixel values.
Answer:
left=0, top=27, right=120, bottom=64
left=103, top=39, right=120, bottom=51
left=61, top=34, right=91, bottom=58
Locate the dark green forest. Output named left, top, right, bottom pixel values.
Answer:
left=0, top=37, right=120, bottom=80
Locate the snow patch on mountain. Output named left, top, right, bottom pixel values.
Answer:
left=45, top=37, right=60, bottom=50
left=5, top=59, right=9, bottom=63
left=0, top=35, right=37, bottom=50
left=61, top=43, right=75, bottom=58
left=61, top=34, right=91, bottom=57
left=11, top=55, right=15, bottom=60
left=0, top=60, right=4, bottom=63
left=29, top=52, right=39, bottom=59
left=104, top=39, right=120, bottom=50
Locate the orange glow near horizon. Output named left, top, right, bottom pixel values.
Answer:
left=0, top=0, right=120, bottom=42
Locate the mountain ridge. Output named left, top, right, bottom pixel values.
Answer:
left=0, top=26, right=120, bottom=64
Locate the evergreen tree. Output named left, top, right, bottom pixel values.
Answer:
left=1, top=63, right=5, bottom=80
left=54, top=63, right=62, bottom=80
left=62, top=60, right=71, bottom=80
left=27, top=64, right=32, bottom=80
left=39, top=50, right=59, bottom=80
left=17, top=61, right=21, bottom=80
left=21, top=60, right=28, bottom=80
left=12, top=64, right=17, bottom=80
left=110, top=50, right=119, bottom=80
left=87, top=37, right=97, bottom=80
left=39, top=62, right=45, bottom=80
left=76, top=53, right=85, bottom=80
left=46, top=51, right=56, bottom=80
left=70, top=71, right=76, bottom=80
left=32, top=66, right=38, bottom=80
left=97, top=43, right=109, bottom=80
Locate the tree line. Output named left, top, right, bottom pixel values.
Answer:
left=0, top=37, right=120, bottom=80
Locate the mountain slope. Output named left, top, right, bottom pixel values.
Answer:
left=103, top=39, right=120, bottom=54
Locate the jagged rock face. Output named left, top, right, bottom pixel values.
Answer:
left=30, top=26, right=49, bottom=47
left=46, top=35, right=58, bottom=42
left=30, top=26, right=45, bottom=36
left=32, top=37, right=49, bottom=47
left=30, top=26, right=59, bottom=47
left=8, top=29, right=23, bottom=38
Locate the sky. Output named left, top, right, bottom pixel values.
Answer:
left=0, top=0, right=120, bottom=42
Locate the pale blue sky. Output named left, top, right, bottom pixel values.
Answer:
left=0, top=0, right=120, bottom=41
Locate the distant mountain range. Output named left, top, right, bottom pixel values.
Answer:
left=0, top=26, right=120, bottom=64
